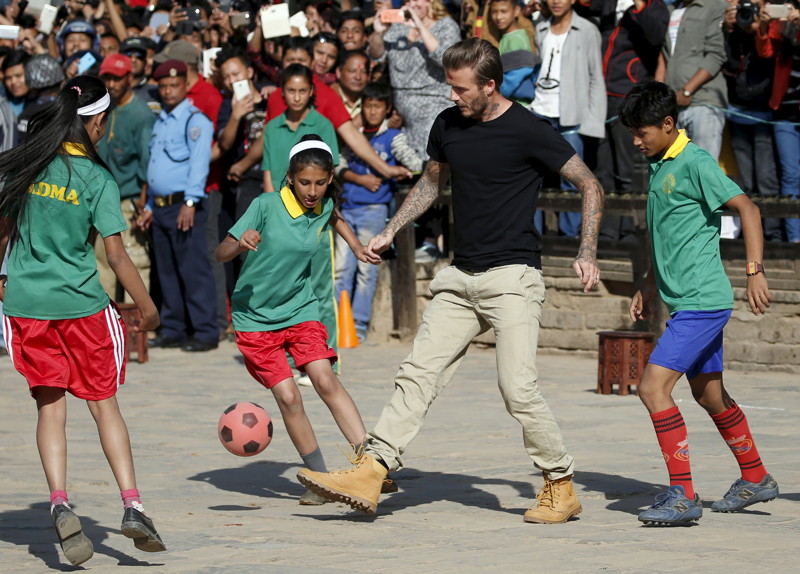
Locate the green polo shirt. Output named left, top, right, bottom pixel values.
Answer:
left=229, top=187, right=335, bottom=331
left=647, top=130, right=742, bottom=315
left=96, top=94, right=155, bottom=200
left=4, top=145, right=127, bottom=319
left=261, top=108, right=338, bottom=192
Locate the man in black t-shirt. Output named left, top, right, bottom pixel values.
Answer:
left=298, top=38, right=604, bottom=524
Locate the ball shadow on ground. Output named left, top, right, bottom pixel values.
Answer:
left=0, top=502, right=165, bottom=570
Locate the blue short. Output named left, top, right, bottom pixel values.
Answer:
left=648, top=310, right=732, bottom=380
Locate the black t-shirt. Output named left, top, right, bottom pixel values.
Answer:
left=217, top=93, right=268, bottom=181
left=427, top=102, right=575, bottom=270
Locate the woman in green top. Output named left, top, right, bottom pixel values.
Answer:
left=218, top=135, right=382, bottom=505
left=0, top=76, right=165, bottom=566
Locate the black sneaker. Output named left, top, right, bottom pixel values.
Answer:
left=51, top=504, right=93, bottom=566
left=711, top=474, right=779, bottom=512
left=121, top=507, right=167, bottom=552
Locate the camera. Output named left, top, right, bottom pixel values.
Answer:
left=736, top=1, right=760, bottom=29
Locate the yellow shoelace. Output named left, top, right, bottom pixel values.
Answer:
left=338, top=443, right=366, bottom=465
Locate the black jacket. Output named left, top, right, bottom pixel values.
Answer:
left=576, top=0, right=670, bottom=99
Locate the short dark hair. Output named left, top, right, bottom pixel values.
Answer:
left=337, top=49, right=368, bottom=70
left=337, top=10, right=365, bottom=30
left=442, top=37, right=503, bottom=88
left=362, top=81, right=392, bottom=107
left=2, top=49, right=28, bottom=73
left=216, top=47, right=251, bottom=70
left=282, top=36, right=313, bottom=58
left=619, top=80, right=679, bottom=130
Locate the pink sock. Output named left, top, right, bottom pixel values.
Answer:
left=121, top=489, right=144, bottom=512
left=50, top=490, right=69, bottom=509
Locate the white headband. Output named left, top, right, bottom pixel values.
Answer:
left=289, top=140, right=332, bottom=160
left=77, top=92, right=111, bottom=116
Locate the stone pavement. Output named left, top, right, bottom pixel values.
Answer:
left=0, top=339, right=798, bottom=573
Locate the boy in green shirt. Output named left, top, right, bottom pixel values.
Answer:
left=620, top=80, right=777, bottom=526
left=490, top=0, right=538, bottom=105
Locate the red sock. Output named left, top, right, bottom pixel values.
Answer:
left=121, top=489, right=144, bottom=512
left=50, top=490, right=69, bottom=508
left=710, top=404, right=767, bottom=483
left=651, top=406, right=694, bottom=499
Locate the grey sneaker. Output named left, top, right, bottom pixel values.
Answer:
left=51, top=504, right=93, bottom=566
left=299, top=489, right=330, bottom=505
left=121, top=507, right=166, bottom=552
left=711, top=474, right=779, bottom=512
left=638, top=485, right=702, bottom=526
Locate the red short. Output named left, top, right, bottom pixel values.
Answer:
left=2, top=305, right=127, bottom=401
left=235, top=321, right=338, bottom=388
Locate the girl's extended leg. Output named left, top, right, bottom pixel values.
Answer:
left=86, top=396, right=136, bottom=491
left=271, top=377, right=331, bottom=505
left=87, top=396, right=167, bottom=552
left=35, top=387, right=68, bottom=493
left=270, top=377, right=320, bottom=456
left=36, top=387, right=95, bottom=565
left=304, top=359, right=367, bottom=445
left=35, top=387, right=67, bottom=498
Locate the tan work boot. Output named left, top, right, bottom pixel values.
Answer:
left=523, top=474, right=582, bottom=524
left=297, top=449, right=388, bottom=515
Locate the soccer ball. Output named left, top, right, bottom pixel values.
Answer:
left=218, top=402, right=273, bottom=456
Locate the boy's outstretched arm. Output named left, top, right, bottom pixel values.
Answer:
left=331, top=209, right=381, bottom=265
left=630, top=266, right=658, bottom=322
left=726, top=194, right=771, bottom=315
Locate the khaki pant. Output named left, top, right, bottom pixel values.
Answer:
left=95, top=198, right=151, bottom=303
left=367, top=264, right=575, bottom=479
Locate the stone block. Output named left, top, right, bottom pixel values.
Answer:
left=539, top=328, right=598, bottom=351
left=540, top=309, right=585, bottom=330
left=584, top=313, right=631, bottom=331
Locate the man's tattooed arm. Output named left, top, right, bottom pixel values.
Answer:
left=559, top=154, right=604, bottom=291
left=559, top=154, right=604, bottom=260
left=366, top=159, right=450, bottom=257
left=385, top=159, right=450, bottom=236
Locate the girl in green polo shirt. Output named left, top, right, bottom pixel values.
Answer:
left=218, top=135, right=381, bottom=505
left=0, top=76, right=165, bottom=566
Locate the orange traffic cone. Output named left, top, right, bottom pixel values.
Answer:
left=338, top=291, right=359, bottom=349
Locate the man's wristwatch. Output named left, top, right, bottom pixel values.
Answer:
left=682, top=88, right=693, bottom=98
left=746, top=261, right=765, bottom=276
left=184, top=198, right=200, bottom=208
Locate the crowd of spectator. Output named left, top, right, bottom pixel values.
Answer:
left=0, top=0, right=797, bottom=350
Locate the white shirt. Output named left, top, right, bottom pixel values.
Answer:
left=668, top=7, right=687, bottom=55
left=531, top=30, right=568, bottom=118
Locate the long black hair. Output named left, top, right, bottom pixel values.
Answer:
left=0, top=75, right=110, bottom=220
left=286, top=133, right=341, bottom=204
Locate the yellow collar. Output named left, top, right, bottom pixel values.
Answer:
left=280, top=186, right=322, bottom=218
left=62, top=142, right=89, bottom=156
left=662, top=130, right=691, bottom=160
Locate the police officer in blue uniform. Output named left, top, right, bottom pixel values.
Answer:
left=138, top=60, right=219, bottom=351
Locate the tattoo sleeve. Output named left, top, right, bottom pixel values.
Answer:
left=559, top=154, right=604, bottom=260
left=385, top=159, right=450, bottom=236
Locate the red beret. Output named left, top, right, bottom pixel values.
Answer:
left=153, top=59, right=187, bottom=80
